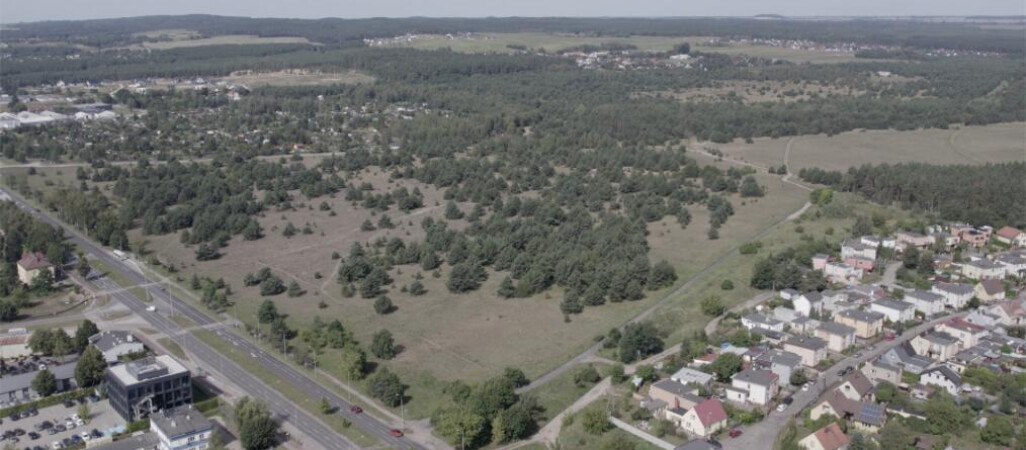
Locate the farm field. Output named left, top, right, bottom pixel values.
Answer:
left=707, top=122, right=1026, bottom=172
left=222, top=70, right=375, bottom=87
left=123, top=34, right=314, bottom=50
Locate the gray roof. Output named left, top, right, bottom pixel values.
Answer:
left=801, top=292, right=823, bottom=302
left=923, top=366, right=962, bottom=386
left=107, top=355, right=188, bottom=387
left=0, top=360, right=78, bottom=394
left=869, top=357, right=901, bottom=373
left=785, top=336, right=828, bottom=351
left=932, top=282, right=974, bottom=296
left=89, top=433, right=159, bottom=450
left=769, top=351, right=802, bottom=368
left=857, top=402, right=886, bottom=426
left=872, top=298, right=915, bottom=311
left=743, top=313, right=782, bottom=327
left=150, top=406, right=212, bottom=439
left=892, top=343, right=934, bottom=369
left=838, top=309, right=885, bottom=323
left=732, top=369, right=778, bottom=387
left=922, top=331, right=959, bottom=346
left=905, top=290, right=944, bottom=303
left=652, top=379, right=702, bottom=402
left=967, top=259, right=1003, bottom=269
left=817, top=321, right=856, bottom=337
left=88, top=330, right=141, bottom=352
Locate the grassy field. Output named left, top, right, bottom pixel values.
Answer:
left=123, top=35, right=314, bottom=50
left=556, top=401, right=665, bottom=450
left=530, top=363, right=609, bottom=425
left=222, top=70, right=374, bottom=87
left=708, top=122, right=1026, bottom=172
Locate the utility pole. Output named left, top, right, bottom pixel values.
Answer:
left=398, top=393, right=405, bottom=429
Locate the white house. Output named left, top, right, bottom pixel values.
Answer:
left=936, top=318, right=990, bottom=350
left=729, top=369, right=779, bottom=405
left=88, top=331, right=146, bottom=364
left=150, top=406, right=214, bottom=450
left=870, top=298, right=916, bottom=323
left=824, top=262, right=863, bottom=284
left=815, top=322, right=856, bottom=353
left=995, top=254, right=1026, bottom=279
left=861, top=235, right=895, bottom=249
left=920, top=366, right=962, bottom=396
left=671, top=367, right=714, bottom=387
left=780, top=289, right=799, bottom=301
left=931, top=282, right=975, bottom=310
left=961, top=259, right=1006, bottom=280
left=841, top=240, right=877, bottom=261
left=794, top=292, right=824, bottom=317
left=741, top=313, right=785, bottom=333
left=903, top=290, right=946, bottom=317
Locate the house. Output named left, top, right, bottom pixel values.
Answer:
left=773, top=306, right=799, bottom=323
left=729, top=369, right=779, bottom=405
left=799, top=422, right=850, bottom=450
left=824, top=262, right=863, bottom=284
left=870, top=299, right=916, bottom=323
left=863, top=358, right=901, bottom=386
left=812, top=254, right=829, bottom=271
left=780, top=288, right=799, bottom=301
left=931, top=282, right=975, bottom=310
left=791, top=317, right=821, bottom=335
left=784, top=337, right=829, bottom=367
left=837, top=371, right=876, bottom=402
left=896, top=231, right=933, bottom=251
left=679, top=397, right=728, bottom=438
left=671, top=367, right=714, bottom=387
left=880, top=343, right=933, bottom=374
left=910, top=332, right=960, bottom=362
left=794, top=292, right=824, bottom=317
left=959, top=228, right=990, bottom=247
left=975, top=279, right=1006, bottom=302
left=17, top=251, right=54, bottom=286
left=835, top=309, right=885, bottom=339
left=903, top=290, right=946, bottom=317
left=752, top=328, right=790, bottom=346
left=995, top=254, right=1026, bottom=279
left=815, top=322, right=856, bottom=353
left=0, top=359, right=78, bottom=403
left=89, top=330, right=146, bottom=364
left=920, top=366, right=962, bottom=396
left=935, top=318, right=989, bottom=350
left=810, top=389, right=887, bottom=433
left=989, top=300, right=1026, bottom=326
left=842, top=239, right=877, bottom=261
left=150, top=405, right=214, bottom=450
left=844, top=257, right=875, bottom=272
left=650, top=379, right=704, bottom=411
left=861, top=235, right=895, bottom=249
left=756, top=350, right=803, bottom=387
left=961, top=259, right=1006, bottom=281
left=965, top=308, right=1002, bottom=327
left=995, top=226, right=1026, bottom=247
left=741, top=313, right=785, bottom=333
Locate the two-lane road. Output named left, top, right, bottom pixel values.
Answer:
left=1, top=187, right=425, bottom=450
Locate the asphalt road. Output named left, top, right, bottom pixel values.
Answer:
left=1, top=187, right=423, bottom=450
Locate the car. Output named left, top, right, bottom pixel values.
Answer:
left=29, top=432, right=40, bottom=440
left=62, top=401, right=75, bottom=408
left=9, top=413, right=19, bottom=421
left=349, top=405, right=363, bottom=414
left=146, top=306, right=157, bottom=312
left=729, top=429, right=743, bottom=438
left=50, top=442, right=61, bottom=450
left=80, top=432, right=91, bottom=441
left=74, top=419, right=84, bottom=427
left=46, top=430, right=56, bottom=437
left=28, top=408, right=38, bottom=416
left=53, top=425, right=65, bottom=433
left=855, top=352, right=863, bottom=358
left=13, top=429, right=25, bottom=436
left=70, top=414, right=80, bottom=422
left=63, top=421, right=75, bottom=430
left=389, top=429, right=404, bottom=438
left=776, top=404, right=787, bottom=412
left=802, top=383, right=811, bottom=391
left=90, top=429, right=102, bottom=438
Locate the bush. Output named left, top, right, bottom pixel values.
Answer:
left=720, top=280, right=734, bottom=290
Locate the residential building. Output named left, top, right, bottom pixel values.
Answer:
left=931, top=282, right=975, bottom=310
left=903, top=290, right=945, bottom=316
left=755, top=350, right=803, bottom=387
left=869, top=299, right=915, bottom=323
left=741, top=313, right=785, bottom=333
left=812, top=254, right=829, bottom=271
left=837, top=372, right=876, bottom=402
left=989, top=300, right=1026, bottom=326
left=958, top=228, right=990, bottom=247
left=16, top=251, right=53, bottom=285
left=650, top=379, right=703, bottom=411
left=794, top=292, right=824, bottom=317
left=920, top=366, right=962, bottom=396
left=810, top=389, right=886, bottom=433
left=0, top=359, right=78, bottom=403
left=815, top=322, right=856, bottom=353
left=841, top=240, right=877, bottom=260
left=799, top=422, right=850, bottom=450
left=975, top=279, right=1006, bottom=302
left=780, top=288, right=799, bottom=301
left=961, top=259, right=1006, bottom=280
left=791, top=317, right=821, bottom=335
left=935, top=318, right=989, bottom=350
left=844, top=257, right=875, bottom=272
left=784, top=337, right=829, bottom=367
left=965, top=308, right=1001, bottom=327
left=910, top=332, right=960, bottom=362
left=931, top=231, right=959, bottom=249
left=729, top=369, right=779, bottom=405
left=995, top=253, right=1026, bottom=279
left=880, top=343, right=933, bottom=374
left=995, top=226, right=1026, bottom=247
left=773, top=307, right=799, bottom=324
left=824, top=262, right=862, bottom=284
left=151, top=406, right=214, bottom=450
left=861, top=235, right=895, bottom=249
left=835, top=309, right=885, bottom=339
left=670, top=367, right=714, bottom=387
left=106, top=355, right=193, bottom=422
left=679, top=397, right=728, bottom=438
left=89, top=331, right=146, bottom=364
left=863, top=358, right=901, bottom=386
left=896, top=231, right=933, bottom=251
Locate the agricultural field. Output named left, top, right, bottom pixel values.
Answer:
left=122, top=34, right=314, bottom=50
left=222, top=70, right=375, bottom=87
left=707, top=122, right=1026, bottom=172
left=372, top=32, right=695, bottom=53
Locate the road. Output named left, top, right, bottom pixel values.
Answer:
left=1, top=186, right=425, bottom=450
left=723, top=311, right=966, bottom=449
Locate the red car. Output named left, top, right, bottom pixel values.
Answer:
left=349, top=405, right=362, bottom=414
left=729, top=429, right=743, bottom=438
left=389, top=429, right=404, bottom=438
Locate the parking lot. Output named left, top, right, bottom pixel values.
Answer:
left=2, top=397, right=126, bottom=449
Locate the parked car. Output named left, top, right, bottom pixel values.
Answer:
left=349, top=405, right=363, bottom=414
left=802, top=382, right=811, bottom=391
left=389, top=429, right=404, bottom=438
left=776, top=404, right=787, bottom=412
left=729, top=429, right=743, bottom=438
left=50, top=441, right=62, bottom=449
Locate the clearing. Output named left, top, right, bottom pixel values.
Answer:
left=222, top=70, right=375, bottom=87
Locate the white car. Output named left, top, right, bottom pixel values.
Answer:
left=802, top=383, right=811, bottom=391
left=65, top=420, right=75, bottom=430
left=80, top=432, right=91, bottom=441
left=776, top=403, right=787, bottom=412
left=75, top=418, right=85, bottom=427
left=71, top=414, right=81, bottom=421
left=51, top=441, right=63, bottom=449
left=146, top=306, right=157, bottom=312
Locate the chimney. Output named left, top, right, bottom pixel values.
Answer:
left=127, top=334, right=134, bottom=342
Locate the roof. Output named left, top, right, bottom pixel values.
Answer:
left=997, top=226, right=1022, bottom=240
left=995, top=300, right=1026, bottom=318
left=690, top=397, right=728, bottom=427
left=807, top=422, right=850, bottom=450
left=967, top=259, right=1004, bottom=270
left=671, top=367, right=714, bottom=386
left=817, top=322, right=855, bottom=337
left=107, top=354, right=188, bottom=386
left=923, top=366, right=962, bottom=385
left=842, top=240, right=874, bottom=252
left=800, top=292, right=823, bottom=303
left=760, top=350, right=802, bottom=368
left=904, top=290, right=944, bottom=303
left=743, top=313, right=782, bottom=327
left=17, top=251, right=51, bottom=271
left=651, top=379, right=703, bottom=405
left=869, top=357, right=901, bottom=373
left=785, top=336, right=828, bottom=351
left=89, top=432, right=159, bottom=450
left=88, top=330, right=141, bottom=353
left=940, top=318, right=988, bottom=334
left=0, top=360, right=78, bottom=394
left=857, top=402, right=887, bottom=426
left=150, top=406, right=212, bottom=439
left=921, top=331, right=959, bottom=346
left=838, top=309, right=885, bottom=323
left=932, top=282, right=974, bottom=296
left=872, top=298, right=915, bottom=311
left=842, top=371, right=875, bottom=398
left=732, top=369, right=778, bottom=387
left=979, top=279, right=1004, bottom=296
left=891, top=343, right=934, bottom=369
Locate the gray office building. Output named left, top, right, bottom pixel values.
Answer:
left=105, top=355, right=192, bottom=422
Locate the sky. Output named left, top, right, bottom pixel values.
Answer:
left=2, top=0, right=1024, bottom=23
